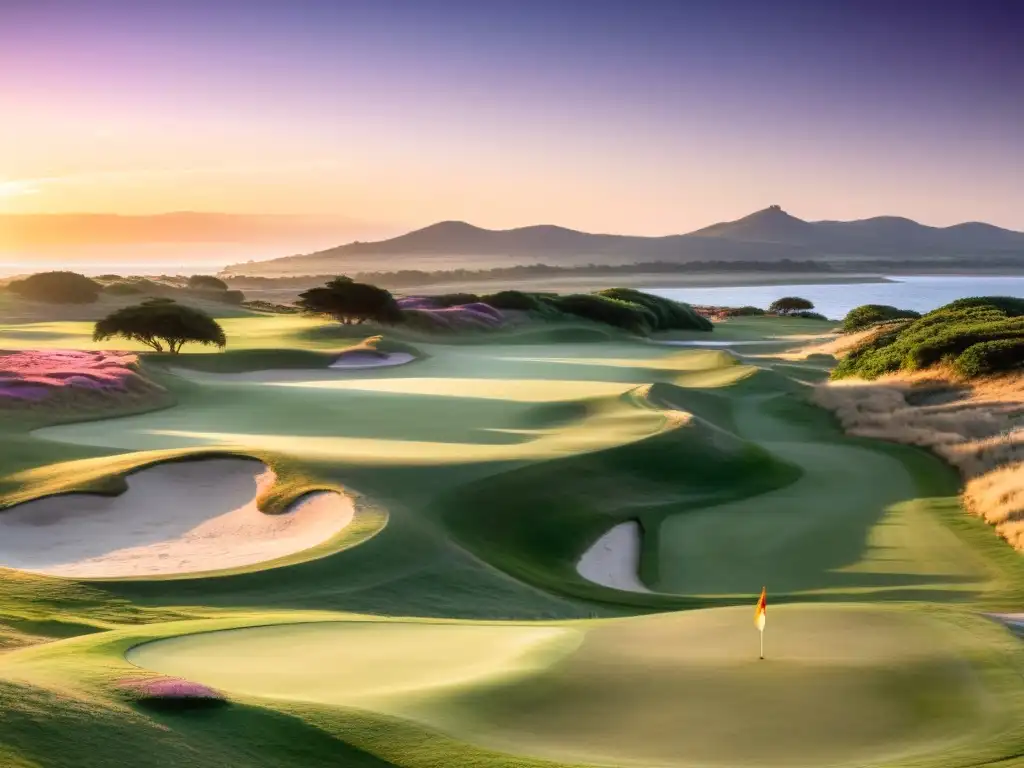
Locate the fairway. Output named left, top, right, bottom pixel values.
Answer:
left=656, top=396, right=992, bottom=598
left=126, top=605, right=1000, bottom=768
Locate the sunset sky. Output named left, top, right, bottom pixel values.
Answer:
left=1, top=0, right=1022, bottom=237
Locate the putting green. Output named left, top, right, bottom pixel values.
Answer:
left=126, top=605, right=996, bottom=768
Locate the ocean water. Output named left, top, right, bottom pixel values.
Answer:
left=648, top=275, right=1024, bottom=320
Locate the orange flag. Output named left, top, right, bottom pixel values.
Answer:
left=755, top=586, right=766, bottom=632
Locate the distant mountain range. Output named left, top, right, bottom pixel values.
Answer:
left=220, top=205, right=1024, bottom=276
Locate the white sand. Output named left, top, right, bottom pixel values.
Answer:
left=330, top=352, right=415, bottom=369
left=576, top=521, right=651, bottom=593
left=0, top=459, right=353, bottom=578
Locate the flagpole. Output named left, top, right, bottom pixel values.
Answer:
left=760, top=628, right=763, bottom=660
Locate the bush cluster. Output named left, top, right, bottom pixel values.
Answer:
left=7, top=271, right=101, bottom=304
left=834, top=297, right=1024, bottom=380
left=841, top=304, right=921, bottom=332
left=595, top=288, right=712, bottom=331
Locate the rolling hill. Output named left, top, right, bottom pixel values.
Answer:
left=222, top=206, right=1024, bottom=276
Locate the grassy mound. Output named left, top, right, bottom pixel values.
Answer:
left=434, top=387, right=799, bottom=598
left=834, top=297, right=1024, bottom=380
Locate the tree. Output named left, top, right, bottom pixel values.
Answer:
left=768, top=296, right=814, bottom=315
left=93, top=299, right=227, bottom=353
left=188, top=274, right=228, bottom=291
left=7, top=271, right=101, bottom=304
left=296, top=277, right=403, bottom=325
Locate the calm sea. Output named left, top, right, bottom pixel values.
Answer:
left=648, top=275, right=1024, bottom=320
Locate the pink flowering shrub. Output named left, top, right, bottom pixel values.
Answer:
left=399, top=298, right=506, bottom=333
left=118, top=676, right=227, bottom=710
left=0, top=349, right=160, bottom=406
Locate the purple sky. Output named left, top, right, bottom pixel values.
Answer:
left=1, top=0, right=1021, bottom=233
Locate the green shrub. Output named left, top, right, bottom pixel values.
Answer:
left=842, top=304, right=921, bottom=332
left=479, top=290, right=544, bottom=311
left=546, top=294, right=656, bottom=334
left=953, top=339, right=1024, bottom=378
left=7, top=271, right=102, bottom=304
left=944, top=296, right=1024, bottom=317
left=725, top=306, right=766, bottom=317
left=596, top=288, right=712, bottom=331
left=833, top=297, right=1024, bottom=380
left=428, top=292, right=480, bottom=307
left=789, top=311, right=829, bottom=320
left=187, top=274, right=228, bottom=291
left=102, top=281, right=143, bottom=296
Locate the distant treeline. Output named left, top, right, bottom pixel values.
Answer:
left=842, top=257, right=1024, bottom=273
left=223, top=259, right=834, bottom=288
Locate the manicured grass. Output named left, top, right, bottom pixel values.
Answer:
left=93, top=605, right=1024, bottom=768
left=1, top=312, right=1024, bottom=767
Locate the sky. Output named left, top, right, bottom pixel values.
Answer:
left=1, top=0, right=1022, bottom=238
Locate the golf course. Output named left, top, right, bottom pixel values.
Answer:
left=1, top=307, right=1024, bottom=768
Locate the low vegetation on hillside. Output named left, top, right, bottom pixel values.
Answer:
left=834, top=297, right=1024, bottom=380
left=7, top=271, right=102, bottom=304
left=842, top=304, right=921, bottom=332
left=292, top=277, right=711, bottom=335
left=3, top=271, right=248, bottom=308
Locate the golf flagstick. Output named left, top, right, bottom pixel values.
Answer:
left=755, top=587, right=766, bottom=659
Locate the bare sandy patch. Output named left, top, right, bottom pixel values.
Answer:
left=813, top=372, right=1024, bottom=551
left=576, top=521, right=651, bottom=592
left=774, top=326, right=892, bottom=361
left=0, top=458, right=353, bottom=578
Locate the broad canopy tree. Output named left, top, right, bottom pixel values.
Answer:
left=768, top=296, right=815, bottom=315
left=296, top=276, right=403, bottom=325
left=93, top=299, right=227, bottom=353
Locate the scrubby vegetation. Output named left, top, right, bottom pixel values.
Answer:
left=595, top=288, right=713, bottom=331
left=7, top=271, right=102, bottom=304
left=102, top=281, right=144, bottom=296
left=187, top=274, right=228, bottom=291
left=842, top=304, right=921, bottom=332
left=94, top=299, right=227, bottom=353
left=788, top=310, right=829, bottom=320
left=241, top=300, right=301, bottom=314
left=724, top=306, right=766, bottom=317
left=545, top=294, right=657, bottom=334
left=834, top=297, right=1024, bottom=380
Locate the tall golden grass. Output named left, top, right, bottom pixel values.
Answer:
left=813, top=370, right=1024, bottom=550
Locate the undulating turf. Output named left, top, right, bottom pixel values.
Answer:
left=1, top=312, right=1023, bottom=767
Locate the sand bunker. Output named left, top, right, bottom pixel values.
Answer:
left=576, top=521, right=651, bottom=593
left=0, top=458, right=353, bottom=578
left=330, top=351, right=415, bottom=369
